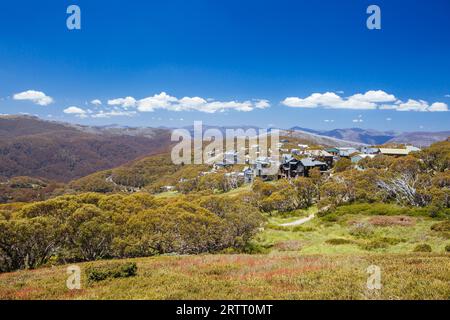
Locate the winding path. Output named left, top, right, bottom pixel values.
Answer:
left=279, top=213, right=315, bottom=227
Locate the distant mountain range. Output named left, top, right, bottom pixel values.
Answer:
left=0, top=115, right=448, bottom=182
left=289, top=127, right=450, bottom=146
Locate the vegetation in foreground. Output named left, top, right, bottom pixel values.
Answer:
left=0, top=253, right=448, bottom=300
left=0, top=140, right=448, bottom=299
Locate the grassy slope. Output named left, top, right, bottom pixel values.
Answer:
left=1, top=185, right=449, bottom=300
left=0, top=253, right=448, bottom=300
left=259, top=213, right=449, bottom=255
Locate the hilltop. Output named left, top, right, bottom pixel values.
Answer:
left=0, top=115, right=172, bottom=182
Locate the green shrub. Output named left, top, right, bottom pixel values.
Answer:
left=241, top=242, right=270, bottom=254
left=87, top=262, right=137, bottom=282
left=321, top=213, right=339, bottom=222
left=332, top=203, right=435, bottom=218
left=360, top=237, right=403, bottom=251
left=413, top=244, right=432, bottom=253
left=291, top=225, right=315, bottom=232
left=445, top=245, right=450, bottom=252
left=431, top=220, right=450, bottom=232
left=348, top=222, right=374, bottom=238
left=325, top=238, right=354, bottom=245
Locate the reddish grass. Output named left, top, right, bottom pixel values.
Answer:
left=368, top=216, right=415, bottom=227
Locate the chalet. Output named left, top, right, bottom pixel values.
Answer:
left=304, top=149, right=334, bottom=167
left=252, top=157, right=279, bottom=180
left=213, top=150, right=239, bottom=168
left=243, top=167, right=254, bottom=183
left=360, top=147, right=380, bottom=154
left=351, top=153, right=376, bottom=163
left=378, top=148, right=410, bottom=157
left=406, top=145, right=421, bottom=153
left=279, top=157, right=328, bottom=178
left=336, top=147, right=359, bottom=157
left=326, top=147, right=340, bottom=156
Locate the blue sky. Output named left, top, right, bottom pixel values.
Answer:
left=0, top=0, right=449, bottom=131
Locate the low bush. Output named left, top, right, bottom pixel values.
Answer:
left=321, top=213, right=339, bottom=222
left=431, top=220, right=450, bottom=232
left=0, top=193, right=264, bottom=272
left=360, top=237, right=403, bottom=251
left=325, top=238, right=354, bottom=245
left=445, top=245, right=450, bottom=252
left=240, top=242, right=270, bottom=254
left=87, top=262, right=137, bottom=282
left=274, top=240, right=302, bottom=251
left=413, top=244, right=432, bottom=253
left=332, top=203, right=440, bottom=218
left=291, top=225, right=315, bottom=232
left=348, top=222, right=374, bottom=238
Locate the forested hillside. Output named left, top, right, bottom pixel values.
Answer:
left=0, top=116, right=172, bottom=182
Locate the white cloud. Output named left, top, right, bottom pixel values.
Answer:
left=352, top=119, right=364, bottom=123
left=254, top=99, right=270, bottom=109
left=445, top=94, right=450, bottom=98
left=386, top=117, right=392, bottom=121
left=108, top=96, right=137, bottom=108
left=13, top=90, right=53, bottom=106
left=281, top=91, right=384, bottom=110
left=137, top=92, right=178, bottom=112
left=428, top=102, right=449, bottom=112
left=63, top=106, right=87, bottom=118
left=282, top=92, right=343, bottom=108
left=282, top=90, right=448, bottom=112
left=395, top=99, right=429, bottom=112
left=91, top=99, right=102, bottom=106
left=348, top=90, right=396, bottom=103
left=107, top=92, right=269, bottom=113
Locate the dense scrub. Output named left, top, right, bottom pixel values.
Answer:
left=317, top=140, right=450, bottom=218
left=0, top=193, right=263, bottom=272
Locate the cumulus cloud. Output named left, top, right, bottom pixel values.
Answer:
left=282, top=92, right=344, bottom=108
left=63, top=106, right=87, bottom=118
left=13, top=90, right=54, bottom=106
left=254, top=99, right=270, bottom=109
left=106, top=92, right=270, bottom=113
left=108, top=96, right=137, bottom=108
left=282, top=90, right=448, bottom=112
left=428, top=102, right=449, bottom=112
left=91, top=99, right=102, bottom=106
left=137, top=92, right=178, bottom=112
left=349, top=90, right=396, bottom=103
left=282, top=90, right=395, bottom=110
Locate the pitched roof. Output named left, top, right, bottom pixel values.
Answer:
left=379, top=148, right=409, bottom=155
left=300, top=158, right=326, bottom=167
left=307, top=149, right=333, bottom=157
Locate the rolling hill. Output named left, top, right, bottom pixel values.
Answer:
left=290, top=127, right=449, bottom=146
left=0, top=115, right=172, bottom=182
